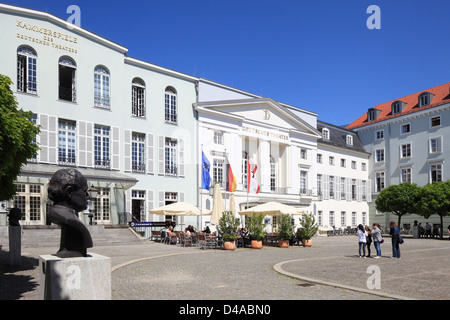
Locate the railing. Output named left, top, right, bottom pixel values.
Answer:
left=132, top=163, right=146, bottom=173
left=94, top=159, right=111, bottom=170
left=58, top=156, right=76, bottom=167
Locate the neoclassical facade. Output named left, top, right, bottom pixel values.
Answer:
left=0, top=4, right=198, bottom=226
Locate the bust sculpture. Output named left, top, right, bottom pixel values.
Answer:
left=9, top=205, right=22, bottom=227
left=48, top=169, right=93, bottom=258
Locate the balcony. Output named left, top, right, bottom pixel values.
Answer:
left=132, top=163, right=146, bottom=174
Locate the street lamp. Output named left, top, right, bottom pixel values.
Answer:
left=87, top=185, right=99, bottom=225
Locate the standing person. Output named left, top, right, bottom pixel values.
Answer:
left=389, top=221, right=401, bottom=259
left=365, top=225, right=372, bottom=258
left=372, top=223, right=382, bottom=258
left=425, top=222, right=432, bottom=238
left=448, top=225, right=450, bottom=240
left=357, top=224, right=367, bottom=258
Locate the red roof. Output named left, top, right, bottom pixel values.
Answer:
left=346, top=82, right=450, bottom=130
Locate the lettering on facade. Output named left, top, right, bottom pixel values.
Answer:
left=241, top=126, right=289, bottom=141
left=16, top=20, right=78, bottom=54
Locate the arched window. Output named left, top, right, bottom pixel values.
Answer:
left=58, top=56, right=77, bottom=102
left=94, top=66, right=110, bottom=108
left=132, top=78, right=146, bottom=117
left=165, top=86, right=177, bottom=123
left=17, top=46, right=37, bottom=94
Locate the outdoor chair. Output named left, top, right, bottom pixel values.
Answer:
left=151, top=230, right=161, bottom=242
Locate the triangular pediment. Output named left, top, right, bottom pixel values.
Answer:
left=195, top=98, right=321, bottom=139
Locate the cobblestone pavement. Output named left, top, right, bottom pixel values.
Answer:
left=1, top=235, right=449, bottom=300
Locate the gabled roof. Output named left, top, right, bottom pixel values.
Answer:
left=346, top=82, right=450, bottom=130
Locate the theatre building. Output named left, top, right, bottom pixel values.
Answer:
left=0, top=4, right=198, bottom=227
left=196, top=79, right=371, bottom=231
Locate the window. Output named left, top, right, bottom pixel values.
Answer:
left=376, top=130, right=384, bottom=140
left=375, top=149, right=384, bottom=162
left=431, top=116, right=441, bottom=128
left=361, top=180, right=367, bottom=201
left=17, top=47, right=37, bottom=94
left=165, top=86, right=177, bottom=124
left=94, top=125, right=111, bottom=169
left=340, top=177, right=345, bottom=199
left=419, top=92, right=433, bottom=107
left=375, top=171, right=385, bottom=192
left=346, top=135, right=353, bottom=146
left=300, top=149, right=307, bottom=160
left=351, top=161, right=357, bottom=169
left=317, top=154, right=322, bottom=164
left=401, top=143, right=411, bottom=158
left=430, top=163, right=442, bottom=182
left=392, top=101, right=404, bottom=115
left=329, top=156, right=335, bottom=166
left=58, top=120, right=76, bottom=166
left=341, top=212, right=346, bottom=227
left=317, top=174, right=322, bottom=196
left=322, top=128, right=330, bottom=140
left=351, top=179, right=357, bottom=200
left=92, top=188, right=110, bottom=222
left=430, top=137, right=442, bottom=153
left=329, top=176, right=335, bottom=199
left=401, top=167, right=412, bottom=183
left=367, top=109, right=379, bottom=121
left=300, top=171, right=308, bottom=195
left=132, top=78, right=145, bottom=117
left=242, top=151, right=248, bottom=188
left=213, top=158, right=224, bottom=186
left=214, top=131, right=224, bottom=145
left=58, top=56, right=76, bottom=102
left=94, top=66, right=110, bottom=108
left=12, top=183, right=43, bottom=224
left=132, top=132, right=146, bottom=173
left=361, top=163, right=367, bottom=171
left=329, top=211, right=334, bottom=227
left=317, top=211, right=323, bottom=227
left=401, top=123, right=411, bottom=134
left=352, top=212, right=357, bottom=226
left=340, top=159, right=346, bottom=168
left=270, top=156, right=277, bottom=191
left=165, top=138, right=178, bottom=175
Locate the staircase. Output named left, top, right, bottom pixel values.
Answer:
left=0, top=225, right=147, bottom=248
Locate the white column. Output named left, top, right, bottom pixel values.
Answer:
left=259, top=139, right=270, bottom=193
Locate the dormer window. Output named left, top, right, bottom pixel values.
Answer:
left=322, top=128, right=330, bottom=140
left=391, top=101, right=405, bottom=115
left=419, top=92, right=434, bottom=107
left=367, top=108, right=380, bottom=122
left=346, top=135, right=353, bottom=146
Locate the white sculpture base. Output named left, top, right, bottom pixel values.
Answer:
left=39, top=253, right=111, bottom=300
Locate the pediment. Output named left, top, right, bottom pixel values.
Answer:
left=196, top=98, right=321, bottom=138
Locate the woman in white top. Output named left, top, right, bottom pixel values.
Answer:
left=357, top=224, right=368, bottom=258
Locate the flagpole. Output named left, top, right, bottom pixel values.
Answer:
left=200, top=144, right=203, bottom=232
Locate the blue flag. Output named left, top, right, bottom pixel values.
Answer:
left=202, top=152, right=211, bottom=190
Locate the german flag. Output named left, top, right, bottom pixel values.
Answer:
left=226, top=160, right=237, bottom=193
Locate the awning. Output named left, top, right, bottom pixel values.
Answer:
left=19, top=163, right=138, bottom=188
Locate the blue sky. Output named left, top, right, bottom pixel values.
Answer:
left=4, top=0, right=450, bottom=126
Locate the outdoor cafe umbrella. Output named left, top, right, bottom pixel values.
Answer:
left=210, top=182, right=225, bottom=226
left=149, top=202, right=211, bottom=230
left=238, top=201, right=306, bottom=217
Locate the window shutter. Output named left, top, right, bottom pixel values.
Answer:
left=178, top=138, right=185, bottom=177
left=78, top=121, right=93, bottom=168
left=111, top=127, right=120, bottom=170
left=357, top=180, right=362, bottom=202
left=367, top=180, right=372, bottom=203
left=147, top=190, right=154, bottom=221
left=179, top=192, right=185, bottom=202
left=346, top=178, right=352, bottom=201
left=336, top=176, right=341, bottom=201
left=323, top=175, right=329, bottom=200
left=147, top=133, right=154, bottom=174
left=125, top=189, right=132, bottom=217
left=39, top=114, right=57, bottom=164
left=124, top=130, right=131, bottom=172
left=159, top=191, right=165, bottom=207
left=158, top=135, right=165, bottom=175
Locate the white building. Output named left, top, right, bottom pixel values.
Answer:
left=0, top=4, right=198, bottom=227
left=196, top=79, right=371, bottom=232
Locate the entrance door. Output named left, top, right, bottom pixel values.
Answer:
left=131, top=199, right=144, bottom=222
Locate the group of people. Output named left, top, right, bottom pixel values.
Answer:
left=357, top=221, right=403, bottom=259
left=357, top=223, right=383, bottom=259
left=416, top=221, right=442, bottom=238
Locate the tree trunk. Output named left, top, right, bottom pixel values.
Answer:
left=440, top=215, right=444, bottom=239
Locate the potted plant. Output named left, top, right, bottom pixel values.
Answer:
left=247, top=213, right=266, bottom=249
left=277, top=214, right=294, bottom=248
left=297, top=213, right=318, bottom=247
left=217, top=211, right=240, bottom=250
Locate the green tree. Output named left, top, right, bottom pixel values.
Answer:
left=415, top=181, right=450, bottom=239
left=0, top=74, right=40, bottom=200
left=375, top=182, right=421, bottom=228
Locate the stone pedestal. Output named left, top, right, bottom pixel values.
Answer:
left=413, top=226, right=419, bottom=239
left=39, top=253, right=111, bottom=300
left=9, top=226, right=21, bottom=266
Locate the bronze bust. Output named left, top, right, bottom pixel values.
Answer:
left=48, top=169, right=93, bottom=258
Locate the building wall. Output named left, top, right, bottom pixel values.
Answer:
left=355, top=103, right=450, bottom=229
left=0, top=6, right=197, bottom=227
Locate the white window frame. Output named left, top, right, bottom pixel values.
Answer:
left=375, top=130, right=384, bottom=140
left=401, top=167, right=412, bottom=183
left=429, top=136, right=442, bottom=154
left=400, top=123, right=411, bottom=135
left=132, top=78, right=146, bottom=118
left=430, top=162, right=443, bottom=183
left=430, top=116, right=441, bottom=128
left=94, top=66, right=111, bottom=108
left=17, top=46, right=37, bottom=94
left=375, top=149, right=385, bottom=163
left=400, top=143, right=411, bottom=159
left=165, top=87, right=177, bottom=124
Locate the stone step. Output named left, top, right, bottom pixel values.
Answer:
left=0, top=225, right=147, bottom=248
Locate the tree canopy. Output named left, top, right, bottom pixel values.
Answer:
left=0, top=74, right=40, bottom=200
left=375, top=182, right=421, bottom=227
left=415, top=181, right=450, bottom=239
